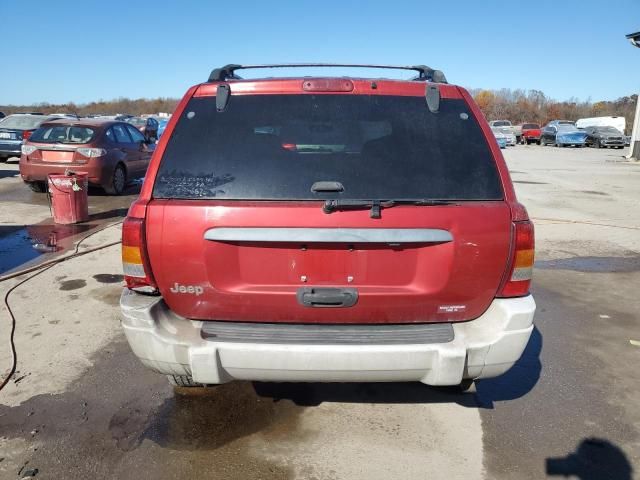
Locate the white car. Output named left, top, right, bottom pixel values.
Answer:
left=491, top=127, right=508, bottom=148
left=490, top=120, right=522, bottom=144
left=498, top=127, right=517, bottom=146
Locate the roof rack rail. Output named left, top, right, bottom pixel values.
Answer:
left=207, top=63, right=447, bottom=84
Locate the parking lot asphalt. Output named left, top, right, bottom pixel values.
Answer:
left=0, top=147, right=639, bottom=479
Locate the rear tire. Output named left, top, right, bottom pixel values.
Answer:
left=167, top=375, right=202, bottom=387
left=168, top=375, right=221, bottom=396
left=457, top=379, right=476, bottom=393
left=104, top=163, right=126, bottom=195
left=27, top=181, right=47, bottom=193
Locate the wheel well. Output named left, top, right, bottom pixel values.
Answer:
left=116, top=162, right=127, bottom=177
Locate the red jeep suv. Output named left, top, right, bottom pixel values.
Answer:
left=120, top=64, right=536, bottom=389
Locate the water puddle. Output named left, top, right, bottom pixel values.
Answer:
left=0, top=341, right=298, bottom=479
left=0, top=223, right=95, bottom=275
left=536, top=256, right=640, bottom=273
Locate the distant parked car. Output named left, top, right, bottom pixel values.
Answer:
left=19, top=119, right=155, bottom=194
left=0, top=114, right=59, bottom=162
left=49, top=113, right=80, bottom=119
left=520, top=123, right=541, bottom=145
left=489, top=120, right=520, bottom=143
left=0, top=112, right=5, bottom=119
left=584, top=126, right=626, bottom=149
left=491, top=127, right=508, bottom=148
left=546, top=120, right=575, bottom=128
left=540, top=123, right=587, bottom=147
left=499, top=127, right=516, bottom=146
left=126, top=117, right=159, bottom=142
left=157, top=118, right=169, bottom=138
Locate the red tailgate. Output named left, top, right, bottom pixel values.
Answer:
left=146, top=200, right=511, bottom=324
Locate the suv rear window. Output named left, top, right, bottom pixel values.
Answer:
left=30, top=125, right=95, bottom=144
left=154, top=95, right=503, bottom=201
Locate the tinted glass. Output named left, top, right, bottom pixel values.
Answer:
left=0, top=114, right=49, bottom=130
left=30, top=125, right=95, bottom=144
left=492, top=121, right=510, bottom=127
left=113, top=124, right=132, bottom=143
left=597, top=126, right=622, bottom=134
left=154, top=95, right=503, bottom=201
left=105, top=128, right=115, bottom=142
left=126, top=124, right=145, bottom=142
left=522, top=123, right=539, bottom=129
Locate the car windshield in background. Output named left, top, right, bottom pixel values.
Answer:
left=127, top=118, right=146, bottom=126
left=558, top=124, right=578, bottom=132
left=596, top=126, right=622, bottom=134
left=154, top=95, right=503, bottom=201
left=522, top=123, right=539, bottom=129
left=30, top=125, right=96, bottom=144
left=492, top=121, right=509, bottom=127
left=0, top=115, right=48, bottom=130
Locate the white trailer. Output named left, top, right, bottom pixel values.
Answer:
left=576, top=116, right=626, bottom=133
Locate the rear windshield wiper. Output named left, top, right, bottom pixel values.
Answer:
left=323, top=199, right=457, bottom=218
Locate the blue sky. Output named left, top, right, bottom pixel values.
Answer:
left=1, top=0, right=639, bottom=105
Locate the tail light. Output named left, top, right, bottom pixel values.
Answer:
left=77, top=148, right=107, bottom=158
left=497, top=220, right=535, bottom=297
left=21, top=145, right=37, bottom=155
left=302, top=79, right=354, bottom=92
left=22, top=130, right=32, bottom=141
left=122, top=216, right=157, bottom=293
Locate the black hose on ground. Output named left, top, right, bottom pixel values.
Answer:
left=0, top=221, right=123, bottom=392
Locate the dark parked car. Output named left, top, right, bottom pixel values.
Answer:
left=0, top=114, right=59, bottom=161
left=20, top=119, right=154, bottom=194
left=126, top=117, right=159, bottom=142
left=0, top=112, right=5, bottom=119
left=120, top=63, right=535, bottom=391
left=157, top=118, right=169, bottom=138
left=540, top=123, right=587, bottom=147
left=584, top=126, right=626, bottom=149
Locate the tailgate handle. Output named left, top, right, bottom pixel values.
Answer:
left=297, top=287, right=358, bottom=308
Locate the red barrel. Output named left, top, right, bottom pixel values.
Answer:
left=47, top=172, right=89, bottom=224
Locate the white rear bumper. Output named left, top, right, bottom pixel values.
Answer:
left=120, top=290, right=535, bottom=386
